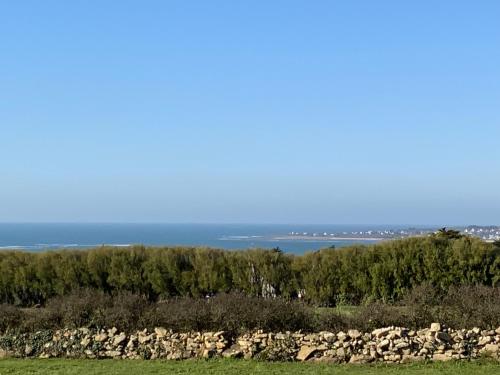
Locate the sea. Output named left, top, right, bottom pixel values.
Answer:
left=0, top=223, right=404, bottom=255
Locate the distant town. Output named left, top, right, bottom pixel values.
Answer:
left=280, top=225, right=500, bottom=242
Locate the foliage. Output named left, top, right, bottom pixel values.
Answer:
left=1, top=286, right=500, bottom=334
left=0, top=236, right=498, bottom=307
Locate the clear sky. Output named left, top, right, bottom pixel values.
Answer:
left=1, top=1, right=499, bottom=225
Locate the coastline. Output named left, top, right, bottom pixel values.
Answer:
left=272, top=235, right=387, bottom=241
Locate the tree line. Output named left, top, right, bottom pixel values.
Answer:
left=0, top=234, right=499, bottom=306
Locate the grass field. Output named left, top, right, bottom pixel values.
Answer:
left=0, top=359, right=498, bottom=375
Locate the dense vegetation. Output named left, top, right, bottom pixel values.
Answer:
left=2, top=285, right=500, bottom=334
left=0, top=234, right=499, bottom=306
left=0, top=234, right=499, bottom=334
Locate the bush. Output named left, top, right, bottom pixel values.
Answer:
left=401, top=283, right=443, bottom=328
left=144, top=294, right=314, bottom=334
left=101, top=292, right=151, bottom=331
left=349, top=302, right=408, bottom=331
left=18, top=308, right=61, bottom=333
left=1, top=236, right=499, bottom=306
left=45, top=289, right=111, bottom=328
left=440, top=285, right=500, bottom=329
left=1, top=286, right=499, bottom=334
left=0, top=304, right=22, bottom=333
left=314, top=309, right=350, bottom=332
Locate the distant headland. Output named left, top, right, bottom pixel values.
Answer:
left=278, top=225, right=500, bottom=242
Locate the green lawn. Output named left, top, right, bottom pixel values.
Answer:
left=0, top=359, right=498, bottom=375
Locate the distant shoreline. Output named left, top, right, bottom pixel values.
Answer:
left=273, top=235, right=387, bottom=241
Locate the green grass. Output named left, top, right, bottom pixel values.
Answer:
left=0, top=359, right=498, bottom=375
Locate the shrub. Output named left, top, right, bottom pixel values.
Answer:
left=0, top=304, right=22, bottom=333
left=440, top=285, right=500, bottom=329
left=101, top=292, right=151, bottom=331
left=350, top=302, right=407, bottom=331
left=1, top=286, right=499, bottom=334
left=18, top=308, right=61, bottom=333
left=1, top=236, right=499, bottom=306
left=144, top=294, right=314, bottom=334
left=401, top=283, right=443, bottom=329
left=314, top=309, right=350, bottom=332
left=45, top=289, right=111, bottom=328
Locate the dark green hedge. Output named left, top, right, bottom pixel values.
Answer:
left=0, top=235, right=499, bottom=306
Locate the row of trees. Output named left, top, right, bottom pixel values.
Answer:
left=0, top=235, right=499, bottom=306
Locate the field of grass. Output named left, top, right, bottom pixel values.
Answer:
left=0, top=359, right=498, bottom=375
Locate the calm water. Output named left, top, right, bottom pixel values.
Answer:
left=0, top=223, right=399, bottom=254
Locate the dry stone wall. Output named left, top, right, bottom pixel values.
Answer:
left=1, top=324, right=499, bottom=363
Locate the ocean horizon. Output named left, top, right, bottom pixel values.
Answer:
left=0, top=223, right=425, bottom=254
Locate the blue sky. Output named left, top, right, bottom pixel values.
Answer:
left=1, top=1, right=499, bottom=224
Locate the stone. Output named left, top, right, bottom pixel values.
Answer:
left=2, top=325, right=499, bottom=363
left=482, top=344, right=499, bottom=357
left=216, top=342, right=226, bottom=350
left=138, top=334, right=153, bottom=344
left=378, top=339, right=390, bottom=350
left=222, top=344, right=243, bottom=359
left=105, top=350, right=122, bottom=358
left=113, top=333, right=127, bottom=346
left=126, top=338, right=137, bottom=349
left=0, top=349, right=10, bottom=359
left=401, top=354, right=425, bottom=363
left=80, top=337, right=91, bottom=348
left=202, top=349, right=215, bottom=358
left=314, top=356, right=342, bottom=364
left=95, top=333, right=108, bottom=342
left=336, top=347, right=346, bottom=358
left=154, top=327, right=167, bottom=338
left=478, top=336, right=492, bottom=346
left=323, top=332, right=336, bottom=343
left=372, top=327, right=391, bottom=338
left=433, top=353, right=452, bottom=361
left=430, top=323, right=441, bottom=332
left=436, top=332, right=453, bottom=343
left=296, top=346, right=317, bottom=361
left=385, top=354, right=401, bottom=362
left=395, top=341, right=409, bottom=350
left=347, top=329, right=362, bottom=339
left=349, top=354, right=371, bottom=364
